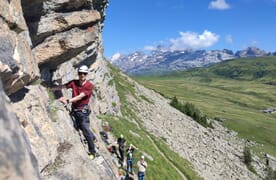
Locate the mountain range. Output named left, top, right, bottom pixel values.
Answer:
left=110, top=46, right=276, bottom=76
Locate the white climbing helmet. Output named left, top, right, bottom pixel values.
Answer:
left=78, top=65, right=89, bottom=73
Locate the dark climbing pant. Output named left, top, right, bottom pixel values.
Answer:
left=138, top=172, right=145, bottom=180
left=119, top=147, right=124, bottom=164
left=73, top=111, right=96, bottom=154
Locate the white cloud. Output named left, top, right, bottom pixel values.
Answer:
left=241, top=40, right=258, bottom=50
left=169, top=30, right=219, bottom=51
left=144, top=45, right=156, bottom=51
left=208, top=0, right=230, bottom=10
left=110, top=53, right=121, bottom=62
left=225, top=35, right=233, bottom=44
left=250, top=40, right=258, bottom=47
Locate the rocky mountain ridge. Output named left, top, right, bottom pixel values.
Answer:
left=0, top=1, right=275, bottom=179
left=110, top=46, right=274, bottom=75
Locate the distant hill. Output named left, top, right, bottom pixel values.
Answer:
left=110, top=46, right=275, bottom=76
left=168, top=56, right=276, bottom=85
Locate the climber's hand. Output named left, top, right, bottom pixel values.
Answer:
left=59, top=96, right=67, bottom=104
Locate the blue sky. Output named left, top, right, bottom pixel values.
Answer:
left=102, top=0, right=276, bottom=59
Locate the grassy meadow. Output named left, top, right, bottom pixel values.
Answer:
left=135, top=56, right=276, bottom=157
left=100, top=62, right=202, bottom=180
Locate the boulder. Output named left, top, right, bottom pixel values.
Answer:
left=0, top=18, right=39, bottom=95
left=0, top=81, right=40, bottom=179
left=28, top=10, right=100, bottom=45
left=33, top=27, right=99, bottom=69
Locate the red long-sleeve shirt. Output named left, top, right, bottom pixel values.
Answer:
left=66, top=80, right=93, bottom=108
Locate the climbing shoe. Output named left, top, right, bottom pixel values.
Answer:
left=89, top=152, right=100, bottom=160
left=89, top=154, right=95, bottom=160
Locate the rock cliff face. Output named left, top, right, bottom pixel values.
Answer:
left=1, top=0, right=120, bottom=179
left=0, top=1, right=273, bottom=180
left=0, top=0, right=39, bottom=95
left=0, top=81, right=40, bottom=180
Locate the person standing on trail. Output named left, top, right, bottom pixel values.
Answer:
left=117, top=134, right=126, bottom=165
left=52, top=65, right=97, bottom=160
left=137, top=155, right=147, bottom=180
left=126, top=144, right=138, bottom=174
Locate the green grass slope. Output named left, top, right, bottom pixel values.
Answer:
left=135, top=56, right=276, bottom=157
left=99, top=62, right=202, bottom=180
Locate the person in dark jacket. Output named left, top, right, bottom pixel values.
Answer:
left=117, top=134, right=126, bottom=165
